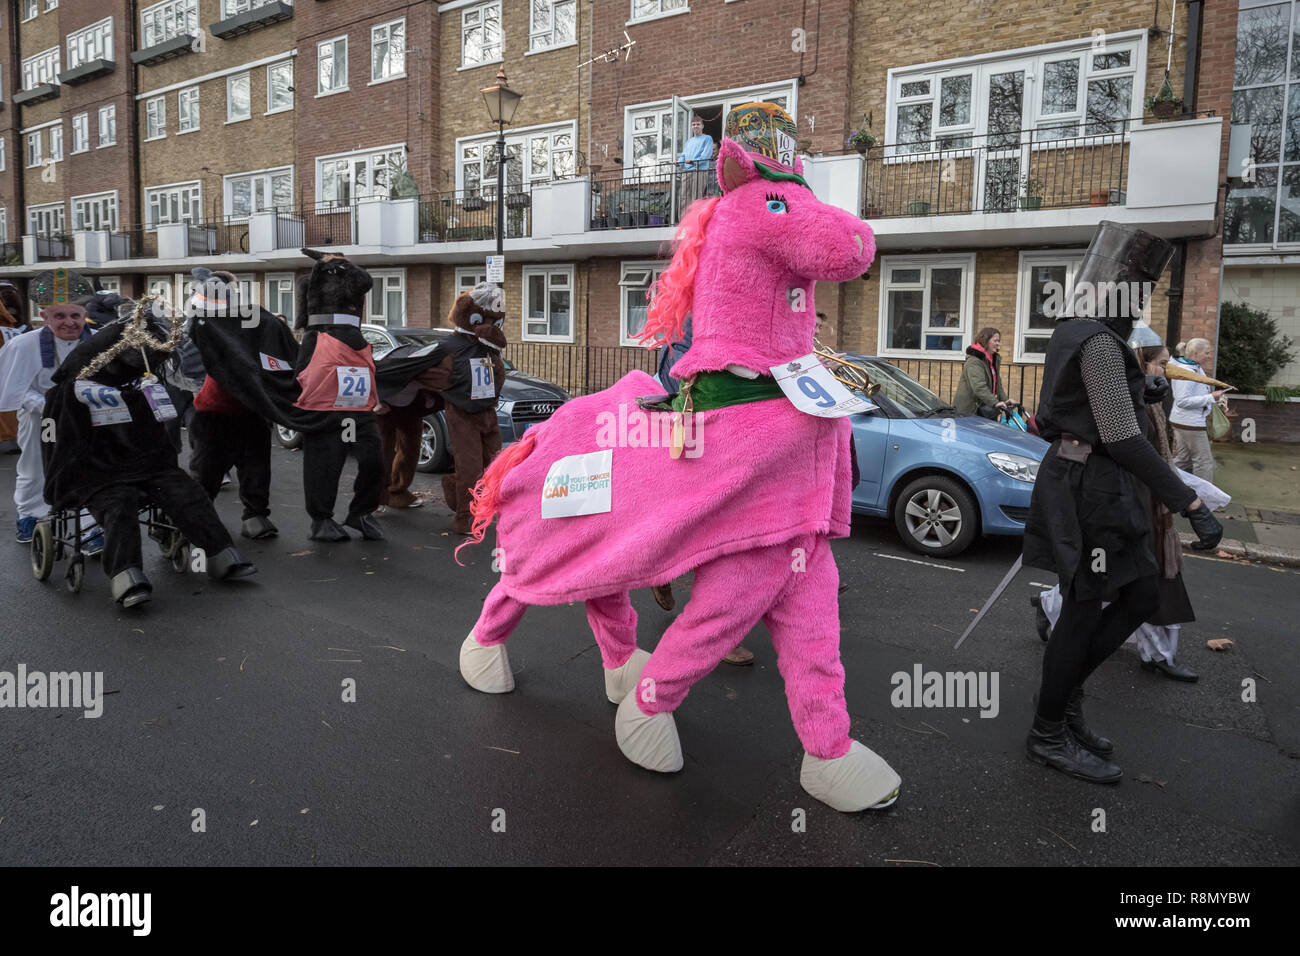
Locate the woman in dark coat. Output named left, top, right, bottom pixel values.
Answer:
left=952, top=327, right=1008, bottom=418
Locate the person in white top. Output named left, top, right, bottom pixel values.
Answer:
left=1168, top=337, right=1223, bottom=483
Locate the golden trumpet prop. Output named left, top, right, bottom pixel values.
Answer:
left=814, top=339, right=880, bottom=397
left=1165, top=362, right=1233, bottom=391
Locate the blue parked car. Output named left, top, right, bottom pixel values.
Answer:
left=846, top=355, right=1048, bottom=558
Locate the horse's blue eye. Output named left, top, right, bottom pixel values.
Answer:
left=767, top=199, right=788, bottom=214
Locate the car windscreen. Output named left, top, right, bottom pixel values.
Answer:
left=854, top=358, right=954, bottom=419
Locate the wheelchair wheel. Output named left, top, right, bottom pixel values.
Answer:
left=65, top=555, right=85, bottom=594
left=171, top=542, right=190, bottom=574
left=160, top=527, right=180, bottom=560
left=31, top=521, right=55, bottom=582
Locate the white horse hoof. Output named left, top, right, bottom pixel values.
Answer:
left=615, top=691, right=683, bottom=773
left=800, top=741, right=901, bottom=812
left=459, top=630, right=515, bottom=694
left=604, top=648, right=651, bottom=704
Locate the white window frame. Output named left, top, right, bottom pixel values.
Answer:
left=521, top=264, right=575, bottom=343
left=628, top=0, right=689, bottom=26
left=314, top=144, right=407, bottom=207
left=267, top=61, right=293, bottom=114
left=885, top=31, right=1147, bottom=157
left=97, top=276, right=121, bottom=293
left=98, top=105, right=117, bottom=147
left=227, top=72, right=252, bottom=123
left=455, top=120, right=578, bottom=193
left=48, top=125, right=63, bottom=163
left=1015, top=250, right=1085, bottom=363
left=26, top=132, right=42, bottom=168
left=144, top=181, right=202, bottom=231
left=224, top=166, right=294, bottom=220
left=265, top=272, right=296, bottom=320
left=71, top=113, right=90, bottom=154
left=876, top=254, right=977, bottom=359
left=0, top=209, right=6, bottom=244
left=67, top=17, right=114, bottom=69
left=619, top=261, right=665, bottom=346
left=370, top=18, right=406, bottom=83
left=0, top=139, right=5, bottom=173
left=140, top=0, right=198, bottom=49
left=27, top=202, right=66, bottom=237
left=21, top=47, right=60, bottom=90
left=22, top=0, right=38, bottom=23
left=145, top=96, right=167, bottom=140
left=44, top=0, right=56, bottom=9
left=317, top=36, right=348, bottom=97
left=365, top=269, right=406, bottom=327
left=529, top=0, right=577, bottom=54
left=71, top=190, right=119, bottom=232
left=461, top=1, right=502, bottom=70
left=455, top=268, right=488, bottom=299
left=223, top=0, right=290, bottom=15
left=624, top=80, right=798, bottom=174
left=178, top=86, right=200, bottom=133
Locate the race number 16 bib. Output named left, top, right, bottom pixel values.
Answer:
left=334, top=366, right=372, bottom=408
left=74, top=382, right=133, bottom=426
left=769, top=353, right=877, bottom=418
left=469, top=357, right=494, bottom=400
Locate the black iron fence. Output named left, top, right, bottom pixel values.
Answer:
left=889, top=357, right=1046, bottom=410
left=34, top=233, right=73, bottom=261
left=588, top=161, right=716, bottom=232
left=861, top=120, right=1133, bottom=219
left=186, top=217, right=250, bottom=256
left=506, top=343, right=660, bottom=397
left=416, top=185, right=533, bottom=244
left=0, top=241, right=22, bottom=265
left=304, top=204, right=357, bottom=247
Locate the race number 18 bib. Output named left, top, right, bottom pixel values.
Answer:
left=469, top=357, right=494, bottom=400
left=769, top=353, right=877, bottom=418
left=334, top=366, right=372, bottom=408
left=74, top=382, right=133, bottom=426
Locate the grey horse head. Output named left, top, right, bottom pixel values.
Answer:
left=296, top=248, right=373, bottom=330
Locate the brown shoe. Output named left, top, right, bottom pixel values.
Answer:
left=723, top=645, right=754, bottom=666
left=389, top=490, right=419, bottom=509
left=651, top=583, right=675, bottom=611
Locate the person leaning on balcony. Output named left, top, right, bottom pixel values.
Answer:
left=677, top=114, right=716, bottom=217
left=1168, top=337, right=1222, bottom=483
left=953, top=326, right=1009, bottom=419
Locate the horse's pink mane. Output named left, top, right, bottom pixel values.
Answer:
left=635, top=196, right=721, bottom=348
left=454, top=429, right=539, bottom=563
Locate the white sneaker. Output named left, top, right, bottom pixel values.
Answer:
left=800, top=741, right=901, bottom=812
left=459, top=630, right=514, bottom=694
left=615, top=690, right=682, bottom=773
left=604, top=648, right=651, bottom=704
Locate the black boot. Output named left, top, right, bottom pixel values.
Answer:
left=1064, top=687, right=1113, bottom=756
left=1026, top=714, right=1122, bottom=784
left=310, top=518, right=350, bottom=542
left=344, top=512, right=385, bottom=541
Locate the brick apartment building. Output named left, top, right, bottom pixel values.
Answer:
left=0, top=0, right=1266, bottom=405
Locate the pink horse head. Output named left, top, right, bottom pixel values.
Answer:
left=638, top=138, right=876, bottom=378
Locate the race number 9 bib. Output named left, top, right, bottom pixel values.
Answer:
left=469, top=357, right=494, bottom=400
left=334, top=366, right=372, bottom=408
left=74, top=382, right=133, bottom=426
left=769, top=353, right=877, bottom=418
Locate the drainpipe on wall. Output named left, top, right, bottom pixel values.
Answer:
left=9, top=0, right=27, bottom=272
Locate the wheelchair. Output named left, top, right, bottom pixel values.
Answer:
left=30, top=502, right=190, bottom=594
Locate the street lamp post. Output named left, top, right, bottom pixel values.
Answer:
left=480, top=68, right=522, bottom=260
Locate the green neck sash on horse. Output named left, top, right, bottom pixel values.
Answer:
left=670, top=370, right=785, bottom=412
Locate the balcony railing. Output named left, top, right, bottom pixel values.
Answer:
left=34, top=234, right=73, bottom=261
left=861, top=120, right=1132, bottom=219
left=304, top=204, right=357, bottom=247
left=186, top=217, right=250, bottom=256
left=588, top=161, right=710, bottom=231
left=416, top=186, right=533, bottom=243
left=111, top=225, right=157, bottom=259
left=0, top=241, right=22, bottom=265
left=888, top=357, right=1046, bottom=411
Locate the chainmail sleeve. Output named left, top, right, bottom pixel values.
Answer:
left=1080, top=333, right=1197, bottom=513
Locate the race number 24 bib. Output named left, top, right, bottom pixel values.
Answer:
left=334, top=366, right=372, bottom=408
left=74, top=382, right=133, bottom=426
left=469, top=357, right=494, bottom=400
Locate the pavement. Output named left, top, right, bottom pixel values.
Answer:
left=0, top=445, right=1297, bottom=867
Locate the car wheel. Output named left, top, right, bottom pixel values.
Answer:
left=275, top=424, right=302, bottom=450
left=893, top=475, right=978, bottom=558
left=416, top=415, right=451, bottom=474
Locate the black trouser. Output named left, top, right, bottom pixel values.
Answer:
left=302, top=414, right=383, bottom=521
left=189, top=410, right=273, bottom=520
left=85, top=469, right=235, bottom=579
left=1037, top=574, right=1162, bottom=721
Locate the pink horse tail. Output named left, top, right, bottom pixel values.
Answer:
left=454, top=429, right=539, bottom=565
left=635, top=196, right=721, bottom=349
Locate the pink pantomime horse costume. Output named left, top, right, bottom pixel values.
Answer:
left=457, top=103, right=901, bottom=812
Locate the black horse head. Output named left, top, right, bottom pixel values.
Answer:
left=296, top=248, right=373, bottom=330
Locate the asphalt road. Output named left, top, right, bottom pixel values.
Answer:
left=0, top=445, right=1296, bottom=866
